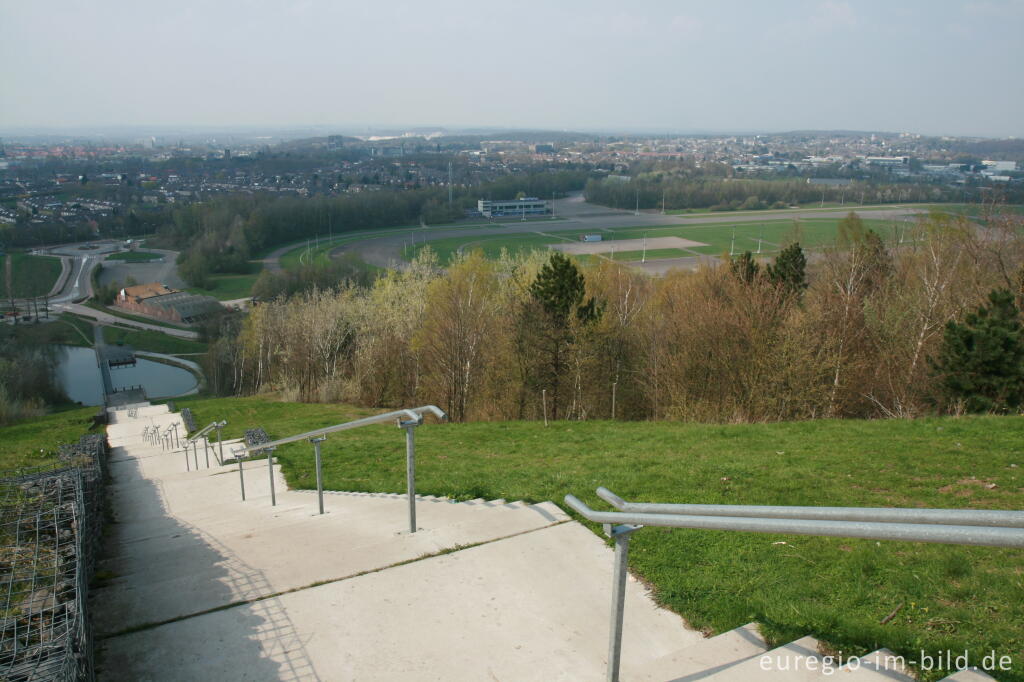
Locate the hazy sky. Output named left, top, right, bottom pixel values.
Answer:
left=2, top=0, right=1023, bottom=137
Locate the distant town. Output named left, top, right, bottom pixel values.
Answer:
left=1, top=129, right=1020, bottom=239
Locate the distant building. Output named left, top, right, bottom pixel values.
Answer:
left=115, top=283, right=223, bottom=325
left=477, top=198, right=550, bottom=218
left=807, top=178, right=853, bottom=187
left=864, top=156, right=909, bottom=167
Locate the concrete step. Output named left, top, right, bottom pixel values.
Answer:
left=941, top=669, right=998, bottom=681
left=632, top=622, right=768, bottom=681
left=98, top=522, right=704, bottom=680
left=701, top=635, right=825, bottom=680
left=836, top=649, right=913, bottom=679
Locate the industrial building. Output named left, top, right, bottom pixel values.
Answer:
left=477, top=198, right=550, bottom=218
left=115, top=283, right=223, bottom=325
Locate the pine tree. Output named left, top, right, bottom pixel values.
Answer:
left=932, top=289, right=1024, bottom=413
left=767, top=242, right=807, bottom=297
left=730, top=251, right=760, bottom=284
left=525, top=253, right=601, bottom=419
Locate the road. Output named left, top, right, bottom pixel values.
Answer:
left=54, top=302, right=199, bottom=339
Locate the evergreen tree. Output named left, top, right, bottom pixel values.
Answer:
left=529, top=252, right=599, bottom=325
left=730, top=251, right=760, bottom=284
left=767, top=242, right=807, bottom=297
left=525, top=253, right=601, bottom=419
left=932, top=289, right=1024, bottom=413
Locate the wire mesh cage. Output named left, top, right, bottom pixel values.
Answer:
left=0, top=434, right=106, bottom=682
left=179, top=408, right=197, bottom=434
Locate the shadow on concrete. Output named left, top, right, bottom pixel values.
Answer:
left=93, top=448, right=319, bottom=682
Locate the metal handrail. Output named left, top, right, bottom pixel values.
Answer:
left=566, top=487, right=1024, bottom=682
left=232, top=405, right=446, bottom=455
left=231, top=405, right=447, bottom=533
left=594, top=486, right=1024, bottom=530
left=187, top=421, right=223, bottom=443
left=178, top=420, right=226, bottom=470
left=566, top=494, right=1024, bottom=548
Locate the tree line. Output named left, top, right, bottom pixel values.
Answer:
left=583, top=175, right=1002, bottom=212
left=165, top=170, right=589, bottom=289
left=201, top=211, right=1024, bottom=422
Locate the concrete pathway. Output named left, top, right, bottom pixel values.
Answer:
left=94, top=403, right=702, bottom=680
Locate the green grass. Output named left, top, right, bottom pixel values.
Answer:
left=170, top=395, right=1024, bottom=679
left=105, top=250, right=164, bottom=262
left=102, top=325, right=207, bottom=355
left=405, top=229, right=584, bottom=264
left=9, top=313, right=94, bottom=347
left=0, top=253, right=62, bottom=298
left=0, top=406, right=101, bottom=471
left=409, top=218, right=910, bottom=265
left=185, top=271, right=261, bottom=301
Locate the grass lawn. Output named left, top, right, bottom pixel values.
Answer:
left=405, top=229, right=584, bottom=264
left=0, top=252, right=63, bottom=298
left=409, top=217, right=909, bottom=265
left=186, top=271, right=261, bottom=301
left=170, top=395, right=1024, bottom=680
left=0, top=406, right=101, bottom=471
left=105, top=250, right=164, bottom=262
left=102, top=325, right=208, bottom=355
left=8, top=313, right=94, bottom=347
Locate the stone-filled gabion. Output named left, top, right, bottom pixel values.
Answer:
left=180, top=407, right=197, bottom=434
left=0, top=433, right=107, bottom=682
left=244, top=427, right=270, bottom=452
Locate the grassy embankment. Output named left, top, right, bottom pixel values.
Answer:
left=185, top=267, right=263, bottom=301
left=8, top=313, right=95, bottom=347
left=169, top=395, right=1024, bottom=680
left=101, top=326, right=207, bottom=355
left=0, top=406, right=101, bottom=471
left=0, top=252, right=63, bottom=299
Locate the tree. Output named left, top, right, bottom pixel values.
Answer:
left=767, top=242, right=807, bottom=297
left=932, top=289, right=1024, bottom=413
left=730, top=251, right=760, bottom=284
left=526, top=253, right=601, bottom=419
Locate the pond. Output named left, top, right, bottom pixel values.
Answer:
left=54, top=345, right=199, bottom=406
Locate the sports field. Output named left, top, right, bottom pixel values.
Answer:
left=406, top=217, right=908, bottom=265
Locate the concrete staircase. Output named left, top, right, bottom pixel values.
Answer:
left=95, top=404, right=1003, bottom=681
left=632, top=625, right=999, bottom=681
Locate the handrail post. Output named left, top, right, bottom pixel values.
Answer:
left=216, top=422, right=225, bottom=465
left=184, top=445, right=190, bottom=471
left=238, top=452, right=246, bottom=501
left=605, top=523, right=642, bottom=682
left=267, top=447, right=277, bottom=506
left=311, top=437, right=326, bottom=515
left=402, top=421, right=419, bottom=533
left=204, top=437, right=210, bottom=468
left=192, top=441, right=198, bottom=470
left=171, top=423, right=179, bottom=449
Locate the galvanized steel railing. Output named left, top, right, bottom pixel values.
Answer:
left=564, top=487, right=1024, bottom=682
left=231, top=406, right=448, bottom=533
left=180, top=421, right=227, bottom=470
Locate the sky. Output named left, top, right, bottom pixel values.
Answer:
left=2, top=0, right=1023, bottom=137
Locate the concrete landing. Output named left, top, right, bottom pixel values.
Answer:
left=94, top=404, right=703, bottom=680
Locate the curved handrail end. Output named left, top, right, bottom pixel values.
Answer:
left=596, top=487, right=627, bottom=510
